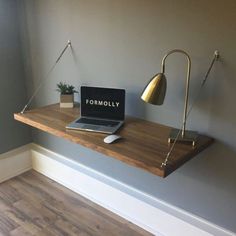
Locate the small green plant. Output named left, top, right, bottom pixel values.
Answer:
left=56, top=82, right=78, bottom=95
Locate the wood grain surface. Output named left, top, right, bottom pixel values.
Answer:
left=14, top=104, right=214, bottom=177
left=0, top=170, right=152, bottom=236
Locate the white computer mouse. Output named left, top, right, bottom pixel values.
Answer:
left=104, top=134, right=122, bottom=144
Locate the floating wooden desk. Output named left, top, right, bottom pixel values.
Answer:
left=14, top=104, right=214, bottom=177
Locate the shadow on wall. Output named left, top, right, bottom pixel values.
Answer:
left=155, top=140, right=236, bottom=232
left=180, top=141, right=236, bottom=195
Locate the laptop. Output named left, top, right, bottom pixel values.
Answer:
left=66, top=86, right=125, bottom=134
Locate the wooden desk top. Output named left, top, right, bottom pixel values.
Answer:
left=14, top=104, right=214, bottom=177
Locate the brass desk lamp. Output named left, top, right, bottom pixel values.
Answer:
left=141, top=49, right=219, bottom=147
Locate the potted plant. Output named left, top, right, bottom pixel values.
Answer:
left=56, top=82, right=78, bottom=108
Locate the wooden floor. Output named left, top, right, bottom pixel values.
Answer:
left=0, top=171, right=152, bottom=236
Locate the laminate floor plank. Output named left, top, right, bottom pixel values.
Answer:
left=13, top=200, right=58, bottom=228
left=0, top=171, right=153, bottom=236
left=0, top=211, right=19, bottom=236
left=17, top=172, right=151, bottom=236
left=18, top=171, right=143, bottom=233
left=10, top=226, right=34, bottom=236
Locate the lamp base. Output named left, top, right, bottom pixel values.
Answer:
left=168, top=129, right=198, bottom=147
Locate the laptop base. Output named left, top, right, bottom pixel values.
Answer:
left=66, top=117, right=124, bottom=134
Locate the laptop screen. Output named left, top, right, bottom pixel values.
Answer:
left=81, top=86, right=125, bottom=120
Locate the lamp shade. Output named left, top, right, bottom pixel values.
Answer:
left=141, top=73, right=167, bottom=105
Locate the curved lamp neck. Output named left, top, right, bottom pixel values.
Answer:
left=161, top=49, right=192, bottom=137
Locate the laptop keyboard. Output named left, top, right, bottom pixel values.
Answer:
left=77, top=118, right=120, bottom=127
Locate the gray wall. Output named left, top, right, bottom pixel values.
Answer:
left=0, top=0, right=31, bottom=154
left=19, top=0, right=236, bottom=232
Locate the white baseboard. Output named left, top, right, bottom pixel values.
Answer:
left=30, top=144, right=236, bottom=236
left=0, top=144, right=32, bottom=183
